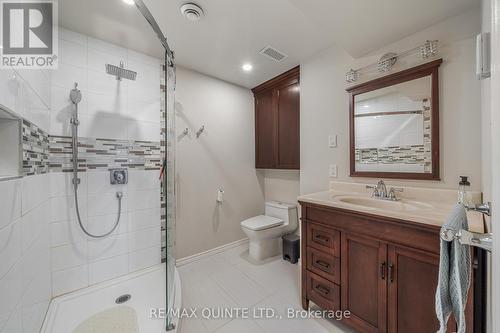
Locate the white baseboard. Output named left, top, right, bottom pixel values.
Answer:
left=175, top=238, right=249, bottom=267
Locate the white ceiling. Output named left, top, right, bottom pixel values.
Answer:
left=59, top=0, right=479, bottom=88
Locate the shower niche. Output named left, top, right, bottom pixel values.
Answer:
left=0, top=105, right=22, bottom=180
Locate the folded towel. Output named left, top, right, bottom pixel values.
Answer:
left=435, top=204, right=471, bottom=333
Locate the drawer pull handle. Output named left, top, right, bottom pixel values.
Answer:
left=315, top=284, right=330, bottom=296
left=389, top=264, right=394, bottom=283
left=380, top=262, right=386, bottom=280
left=314, top=234, right=329, bottom=245
left=315, top=260, right=330, bottom=269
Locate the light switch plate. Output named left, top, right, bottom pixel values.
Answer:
left=329, top=164, right=338, bottom=178
left=329, top=134, right=337, bottom=148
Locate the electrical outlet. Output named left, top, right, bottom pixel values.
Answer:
left=329, top=134, right=337, bottom=148
left=329, top=164, right=338, bottom=178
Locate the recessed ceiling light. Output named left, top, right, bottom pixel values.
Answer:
left=122, top=0, right=135, bottom=5
left=242, top=63, right=253, bottom=72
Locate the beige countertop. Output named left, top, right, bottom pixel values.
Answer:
left=298, top=182, right=485, bottom=234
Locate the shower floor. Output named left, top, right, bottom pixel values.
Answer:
left=41, top=264, right=180, bottom=333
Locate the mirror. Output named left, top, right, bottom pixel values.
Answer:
left=347, top=59, right=442, bottom=180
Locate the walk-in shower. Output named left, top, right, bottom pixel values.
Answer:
left=42, top=37, right=180, bottom=332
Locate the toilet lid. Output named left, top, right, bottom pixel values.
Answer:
left=241, top=215, right=284, bottom=231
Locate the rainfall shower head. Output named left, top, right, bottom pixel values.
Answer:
left=105, top=61, right=137, bottom=81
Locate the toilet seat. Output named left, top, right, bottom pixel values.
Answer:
left=241, top=215, right=283, bottom=231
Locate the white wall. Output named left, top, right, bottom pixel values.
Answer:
left=47, top=29, right=162, bottom=296
left=300, top=8, right=483, bottom=194
left=261, top=170, right=301, bottom=204
left=51, top=29, right=160, bottom=141
left=175, top=67, right=265, bottom=259
left=480, top=1, right=493, bottom=332
left=0, top=176, right=51, bottom=333
left=0, top=56, right=52, bottom=332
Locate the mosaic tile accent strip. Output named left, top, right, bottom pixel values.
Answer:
left=356, top=144, right=428, bottom=165
left=161, top=64, right=166, bottom=262
left=22, top=119, right=49, bottom=176
left=161, top=63, right=177, bottom=263
left=422, top=99, right=432, bottom=173
left=48, top=136, right=161, bottom=172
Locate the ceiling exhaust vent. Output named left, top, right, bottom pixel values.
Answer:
left=259, top=46, right=288, bottom=62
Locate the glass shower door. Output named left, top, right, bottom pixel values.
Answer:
left=162, top=52, right=176, bottom=331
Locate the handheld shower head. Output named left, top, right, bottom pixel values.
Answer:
left=70, top=83, right=82, bottom=104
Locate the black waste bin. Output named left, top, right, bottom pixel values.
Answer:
left=282, top=234, right=300, bottom=264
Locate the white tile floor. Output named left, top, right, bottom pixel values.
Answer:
left=178, top=243, right=354, bottom=333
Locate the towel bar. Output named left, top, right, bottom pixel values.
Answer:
left=465, top=202, right=491, bottom=216
left=440, top=229, right=492, bottom=252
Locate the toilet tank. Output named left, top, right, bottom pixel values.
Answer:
left=265, top=201, right=297, bottom=227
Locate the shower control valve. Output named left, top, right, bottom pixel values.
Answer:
left=110, top=168, right=128, bottom=185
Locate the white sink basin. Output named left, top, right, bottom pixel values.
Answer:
left=336, top=196, right=433, bottom=212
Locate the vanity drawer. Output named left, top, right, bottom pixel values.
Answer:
left=306, top=271, right=340, bottom=311
left=307, top=223, right=340, bottom=257
left=307, top=247, right=340, bottom=284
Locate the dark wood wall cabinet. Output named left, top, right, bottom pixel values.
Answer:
left=252, top=66, right=300, bottom=169
left=300, top=201, right=476, bottom=333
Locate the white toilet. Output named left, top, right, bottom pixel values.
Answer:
left=241, top=201, right=298, bottom=261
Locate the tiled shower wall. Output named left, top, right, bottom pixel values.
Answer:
left=0, top=66, right=52, bottom=331
left=47, top=29, right=162, bottom=296
left=0, top=28, right=163, bottom=332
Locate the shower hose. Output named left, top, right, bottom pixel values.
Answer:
left=71, top=88, right=122, bottom=239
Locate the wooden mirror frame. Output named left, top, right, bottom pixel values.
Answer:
left=347, top=59, right=442, bottom=180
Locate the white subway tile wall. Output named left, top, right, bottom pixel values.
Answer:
left=51, top=28, right=161, bottom=142
left=0, top=28, right=163, bottom=332
left=0, top=38, right=53, bottom=332
left=48, top=171, right=160, bottom=296
left=0, top=175, right=51, bottom=333
left=47, top=28, right=162, bottom=297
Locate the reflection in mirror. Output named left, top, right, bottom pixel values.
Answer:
left=354, top=76, right=432, bottom=174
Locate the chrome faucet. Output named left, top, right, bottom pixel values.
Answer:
left=366, top=180, right=403, bottom=201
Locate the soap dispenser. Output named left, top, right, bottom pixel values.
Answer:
left=458, top=176, right=471, bottom=205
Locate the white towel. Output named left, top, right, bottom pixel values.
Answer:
left=435, top=204, right=471, bottom=333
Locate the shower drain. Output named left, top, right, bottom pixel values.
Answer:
left=115, top=294, right=131, bottom=304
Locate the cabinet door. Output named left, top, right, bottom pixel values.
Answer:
left=387, top=245, right=444, bottom=333
left=276, top=80, right=300, bottom=169
left=254, top=89, right=276, bottom=168
left=341, top=233, right=387, bottom=333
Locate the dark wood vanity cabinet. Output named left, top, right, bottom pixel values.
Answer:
left=252, top=66, right=300, bottom=169
left=300, top=202, right=474, bottom=333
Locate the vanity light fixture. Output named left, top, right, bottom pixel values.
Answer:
left=420, top=40, right=439, bottom=59
left=242, top=63, right=253, bottom=72
left=377, top=53, right=398, bottom=72
left=346, top=40, right=439, bottom=83
left=122, top=0, right=135, bottom=5
left=346, top=69, right=358, bottom=83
